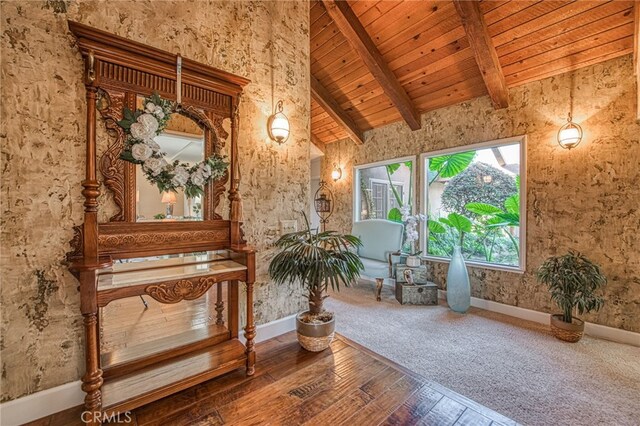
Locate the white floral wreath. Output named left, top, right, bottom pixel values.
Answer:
left=117, top=92, right=228, bottom=199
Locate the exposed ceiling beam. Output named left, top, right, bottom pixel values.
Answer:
left=321, top=0, right=421, bottom=131
left=453, top=0, right=509, bottom=109
left=311, top=75, right=365, bottom=145
left=310, top=134, right=326, bottom=154
left=634, top=1, right=639, bottom=122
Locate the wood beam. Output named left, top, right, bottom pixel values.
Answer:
left=453, top=0, right=509, bottom=109
left=634, top=0, right=639, bottom=121
left=311, top=75, right=365, bottom=145
left=310, top=134, right=326, bottom=154
left=321, top=0, right=421, bottom=130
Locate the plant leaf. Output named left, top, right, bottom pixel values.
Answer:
left=504, top=194, right=519, bottom=214
left=447, top=212, right=472, bottom=233
left=428, top=220, right=446, bottom=234
left=387, top=207, right=402, bottom=223
left=465, top=202, right=503, bottom=216
left=428, top=151, right=476, bottom=178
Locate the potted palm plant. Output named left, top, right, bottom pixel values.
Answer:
left=269, top=214, right=363, bottom=352
left=537, top=250, right=607, bottom=342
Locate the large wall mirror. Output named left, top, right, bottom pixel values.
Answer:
left=134, top=96, right=206, bottom=222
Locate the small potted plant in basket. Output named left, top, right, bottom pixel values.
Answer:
left=269, top=214, right=363, bottom=352
left=537, top=250, right=607, bottom=342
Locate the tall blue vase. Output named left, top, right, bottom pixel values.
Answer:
left=446, top=245, right=470, bottom=313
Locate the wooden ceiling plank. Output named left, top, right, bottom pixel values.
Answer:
left=482, top=0, right=542, bottom=26
left=312, top=0, right=397, bottom=62
left=311, top=75, right=365, bottom=145
left=321, top=0, right=422, bottom=130
left=488, top=1, right=569, bottom=39
left=502, top=23, right=634, bottom=76
left=492, top=1, right=610, bottom=48
left=500, top=10, right=635, bottom=68
left=496, top=1, right=632, bottom=58
left=454, top=0, right=509, bottom=109
left=506, top=37, right=633, bottom=86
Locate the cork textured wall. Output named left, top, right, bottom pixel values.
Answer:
left=1, top=0, right=309, bottom=401
left=324, top=55, right=640, bottom=333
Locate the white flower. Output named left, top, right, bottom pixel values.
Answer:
left=145, top=102, right=156, bottom=113
left=131, top=143, right=153, bottom=161
left=201, top=163, right=212, bottom=178
left=154, top=110, right=165, bottom=119
left=142, top=157, right=165, bottom=176
left=130, top=123, right=148, bottom=140
left=191, top=170, right=205, bottom=186
left=143, top=138, right=161, bottom=152
left=171, top=166, right=190, bottom=187
left=137, top=113, right=159, bottom=134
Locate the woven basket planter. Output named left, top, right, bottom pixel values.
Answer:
left=550, top=314, right=584, bottom=342
left=296, top=311, right=335, bottom=352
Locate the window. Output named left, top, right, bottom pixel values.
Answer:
left=354, top=156, right=415, bottom=222
left=421, top=136, right=526, bottom=271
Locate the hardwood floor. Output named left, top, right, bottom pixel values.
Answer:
left=25, top=332, right=517, bottom=426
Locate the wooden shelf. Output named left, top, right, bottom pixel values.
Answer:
left=102, top=339, right=247, bottom=415
left=98, top=259, right=247, bottom=291
left=102, top=324, right=230, bottom=379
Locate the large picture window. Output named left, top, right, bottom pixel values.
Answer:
left=353, top=156, right=415, bottom=223
left=421, top=136, right=526, bottom=271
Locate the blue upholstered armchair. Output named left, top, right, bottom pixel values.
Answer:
left=351, top=219, right=404, bottom=301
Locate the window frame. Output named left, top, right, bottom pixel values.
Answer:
left=353, top=155, right=417, bottom=223
left=419, top=135, right=527, bottom=273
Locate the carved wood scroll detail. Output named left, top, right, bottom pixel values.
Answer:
left=97, top=89, right=128, bottom=221
left=145, top=277, right=216, bottom=304
left=99, top=229, right=229, bottom=251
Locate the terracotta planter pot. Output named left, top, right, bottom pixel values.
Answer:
left=296, top=311, right=335, bottom=352
left=550, top=314, right=584, bottom=342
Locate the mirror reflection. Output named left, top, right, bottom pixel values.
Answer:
left=135, top=97, right=205, bottom=222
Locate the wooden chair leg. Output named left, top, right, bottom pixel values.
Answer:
left=375, top=278, right=383, bottom=302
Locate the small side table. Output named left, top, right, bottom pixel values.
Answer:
left=395, top=263, right=438, bottom=305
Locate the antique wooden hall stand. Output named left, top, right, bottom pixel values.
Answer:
left=67, top=21, right=256, bottom=425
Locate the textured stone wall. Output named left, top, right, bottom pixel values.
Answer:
left=324, top=55, right=639, bottom=333
left=1, top=0, right=309, bottom=401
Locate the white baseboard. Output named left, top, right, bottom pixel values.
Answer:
left=0, top=314, right=298, bottom=426
left=438, top=290, right=640, bottom=347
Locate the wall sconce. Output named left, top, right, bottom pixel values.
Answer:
left=267, top=100, right=290, bottom=144
left=314, top=180, right=334, bottom=232
left=557, top=112, right=583, bottom=150
left=331, top=164, right=342, bottom=182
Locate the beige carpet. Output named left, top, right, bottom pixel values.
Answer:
left=325, top=282, right=640, bottom=426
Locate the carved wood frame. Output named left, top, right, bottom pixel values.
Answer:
left=68, top=20, right=251, bottom=259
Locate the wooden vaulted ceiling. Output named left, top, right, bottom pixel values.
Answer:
left=310, top=0, right=637, bottom=145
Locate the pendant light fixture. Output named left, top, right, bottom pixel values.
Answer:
left=267, top=100, right=290, bottom=144
left=557, top=112, right=583, bottom=150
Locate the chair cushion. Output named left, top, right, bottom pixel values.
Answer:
left=359, top=257, right=391, bottom=280
left=351, top=219, right=404, bottom=262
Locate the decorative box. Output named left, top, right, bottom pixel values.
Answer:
left=395, top=281, right=438, bottom=305
left=395, top=264, right=430, bottom=284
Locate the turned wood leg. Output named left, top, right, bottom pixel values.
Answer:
left=215, top=281, right=225, bottom=326
left=82, top=312, right=103, bottom=425
left=375, top=278, right=383, bottom=302
left=244, top=280, right=256, bottom=376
